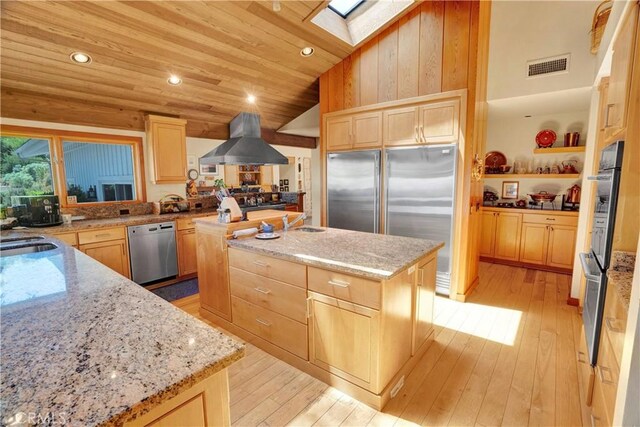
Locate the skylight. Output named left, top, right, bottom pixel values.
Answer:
left=328, top=0, right=365, bottom=18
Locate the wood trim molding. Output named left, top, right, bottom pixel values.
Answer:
left=260, top=128, right=316, bottom=149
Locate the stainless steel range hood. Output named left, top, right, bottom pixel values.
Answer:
left=199, top=112, right=288, bottom=165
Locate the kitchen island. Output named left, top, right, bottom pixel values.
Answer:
left=0, top=233, right=244, bottom=426
left=194, top=220, right=443, bottom=409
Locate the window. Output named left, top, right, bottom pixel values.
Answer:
left=0, top=136, right=55, bottom=208
left=328, top=0, right=365, bottom=18
left=0, top=126, right=145, bottom=208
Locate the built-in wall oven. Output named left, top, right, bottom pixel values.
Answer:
left=580, top=140, right=624, bottom=365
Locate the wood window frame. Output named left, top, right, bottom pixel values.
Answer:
left=0, top=125, right=146, bottom=207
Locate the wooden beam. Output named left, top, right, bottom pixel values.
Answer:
left=260, top=128, right=317, bottom=149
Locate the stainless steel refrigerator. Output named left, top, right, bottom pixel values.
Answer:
left=327, top=145, right=456, bottom=294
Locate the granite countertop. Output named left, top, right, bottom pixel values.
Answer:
left=227, top=227, right=444, bottom=280
left=482, top=206, right=579, bottom=216
left=607, top=250, right=636, bottom=310
left=0, top=233, right=244, bottom=426
left=6, top=209, right=219, bottom=235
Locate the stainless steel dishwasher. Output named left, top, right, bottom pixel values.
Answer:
left=127, top=221, right=178, bottom=285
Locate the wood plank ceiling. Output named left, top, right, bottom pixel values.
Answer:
left=0, top=1, right=355, bottom=140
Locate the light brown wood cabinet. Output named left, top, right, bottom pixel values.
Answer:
left=123, top=368, right=230, bottom=427
left=481, top=211, right=521, bottom=261
left=413, top=256, right=436, bottom=355
left=177, top=229, right=197, bottom=276
left=224, top=165, right=240, bottom=187
left=604, top=5, right=638, bottom=138
left=383, top=99, right=460, bottom=146
left=481, top=209, right=578, bottom=272
left=260, top=165, right=273, bottom=186
left=196, top=225, right=232, bottom=321
left=80, top=239, right=130, bottom=279
left=145, top=115, right=187, bottom=183
left=325, top=112, right=382, bottom=151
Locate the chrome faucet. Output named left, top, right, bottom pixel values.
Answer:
left=282, top=212, right=307, bottom=232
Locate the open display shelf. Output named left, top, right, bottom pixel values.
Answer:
left=533, top=146, right=586, bottom=154
left=484, top=173, right=581, bottom=179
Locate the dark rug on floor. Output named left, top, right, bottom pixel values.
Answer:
left=151, top=278, right=199, bottom=302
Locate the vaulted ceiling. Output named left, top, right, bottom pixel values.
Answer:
left=0, top=1, right=356, bottom=139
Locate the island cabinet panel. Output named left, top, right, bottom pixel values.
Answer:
left=232, top=296, right=308, bottom=359
left=229, top=267, right=307, bottom=324
left=228, top=248, right=306, bottom=287
left=493, top=212, right=521, bottom=261
left=308, top=267, right=381, bottom=309
left=413, top=255, right=436, bottom=355
left=196, top=226, right=231, bottom=321
left=124, top=368, right=230, bottom=427
left=577, top=325, right=595, bottom=405
left=309, top=291, right=380, bottom=391
left=177, top=229, right=197, bottom=277
left=145, top=115, right=187, bottom=184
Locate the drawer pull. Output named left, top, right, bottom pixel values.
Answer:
left=255, top=318, right=271, bottom=327
left=576, top=350, right=587, bottom=364
left=545, top=218, right=556, bottom=221
left=328, top=279, right=350, bottom=288
left=598, top=365, right=615, bottom=385
left=253, top=260, right=269, bottom=267
left=254, top=287, right=271, bottom=295
left=605, top=316, right=624, bottom=333
left=95, top=233, right=112, bottom=238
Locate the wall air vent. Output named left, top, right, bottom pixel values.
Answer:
left=527, top=54, right=570, bottom=78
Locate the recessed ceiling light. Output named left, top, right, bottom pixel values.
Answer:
left=70, top=52, right=92, bottom=64
left=167, top=75, right=182, bottom=85
left=300, top=47, right=315, bottom=57
left=247, top=94, right=256, bottom=104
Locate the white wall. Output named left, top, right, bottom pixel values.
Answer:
left=485, top=109, right=588, bottom=200
left=488, top=1, right=598, bottom=100
left=1, top=118, right=321, bottom=218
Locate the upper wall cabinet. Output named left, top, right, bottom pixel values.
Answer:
left=326, top=112, right=382, bottom=151
left=145, top=115, right=187, bottom=183
left=604, top=6, right=638, bottom=139
left=384, top=99, right=460, bottom=146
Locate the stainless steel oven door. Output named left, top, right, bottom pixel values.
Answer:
left=588, top=169, right=620, bottom=269
left=580, top=252, right=606, bottom=365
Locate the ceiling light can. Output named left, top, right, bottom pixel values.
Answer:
left=167, top=75, right=182, bottom=85
left=70, top=52, right=92, bottom=64
left=300, top=47, right=315, bottom=57
left=247, top=94, right=257, bottom=104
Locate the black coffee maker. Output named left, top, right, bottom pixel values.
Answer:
left=10, top=195, right=63, bottom=227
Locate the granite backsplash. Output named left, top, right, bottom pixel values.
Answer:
left=61, top=197, right=218, bottom=220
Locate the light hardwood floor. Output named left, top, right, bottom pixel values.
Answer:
left=172, top=262, right=585, bottom=426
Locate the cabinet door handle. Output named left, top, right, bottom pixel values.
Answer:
left=328, top=279, right=350, bottom=288
left=598, top=365, right=615, bottom=385
left=590, top=413, right=599, bottom=427
left=255, top=318, right=271, bottom=327
left=414, top=126, right=419, bottom=142
left=576, top=350, right=587, bottom=364
left=418, top=269, right=424, bottom=287
left=604, top=103, right=615, bottom=128
left=121, top=244, right=125, bottom=256
left=306, top=296, right=312, bottom=319
left=254, top=287, right=271, bottom=295
left=420, top=126, right=426, bottom=143
left=605, top=316, right=624, bottom=333
left=253, top=260, right=269, bottom=267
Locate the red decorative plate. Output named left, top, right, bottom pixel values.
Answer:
left=535, top=129, right=557, bottom=148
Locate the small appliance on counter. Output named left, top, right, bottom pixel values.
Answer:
left=562, top=185, right=581, bottom=211
left=10, top=195, right=62, bottom=227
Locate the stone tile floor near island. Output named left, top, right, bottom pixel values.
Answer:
left=173, top=262, right=585, bottom=426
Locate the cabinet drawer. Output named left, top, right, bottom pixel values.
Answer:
left=228, top=248, right=306, bottom=288
left=78, top=227, right=126, bottom=245
left=231, top=297, right=307, bottom=359
left=230, top=267, right=307, bottom=324
left=53, top=232, right=78, bottom=247
left=522, top=214, right=577, bottom=226
left=308, top=267, right=381, bottom=309
left=177, top=217, right=196, bottom=230
left=596, top=331, right=620, bottom=422
left=602, top=282, right=627, bottom=364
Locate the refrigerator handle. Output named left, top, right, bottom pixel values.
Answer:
left=374, top=151, right=381, bottom=234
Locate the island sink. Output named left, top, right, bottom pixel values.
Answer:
left=0, top=242, right=57, bottom=256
